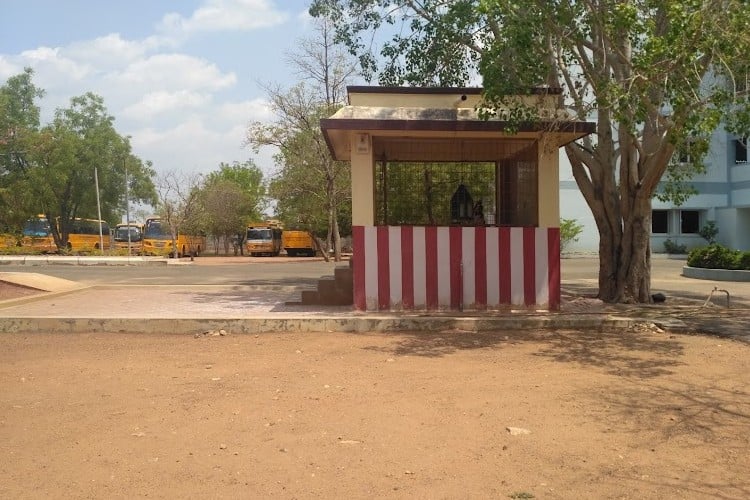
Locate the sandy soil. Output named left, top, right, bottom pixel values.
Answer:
left=1, top=329, right=748, bottom=499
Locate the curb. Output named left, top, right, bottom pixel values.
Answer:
left=0, top=314, right=640, bottom=335
left=0, top=256, right=170, bottom=266
left=682, top=266, right=750, bottom=282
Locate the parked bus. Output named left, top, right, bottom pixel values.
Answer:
left=282, top=229, right=316, bottom=257
left=20, top=215, right=111, bottom=253
left=113, top=223, right=144, bottom=255
left=142, top=217, right=205, bottom=258
left=66, top=218, right=111, bottom=252
left=20, top=216, right=56, bottom=253
left=246, top=222, right=282, bottom=256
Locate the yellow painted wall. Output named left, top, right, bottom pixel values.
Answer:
left=537, top=136, right=560, bottom=227
left=350, top=132, right=375, bottom=226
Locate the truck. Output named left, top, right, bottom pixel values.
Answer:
left=282, top=230, right=316, bottom=257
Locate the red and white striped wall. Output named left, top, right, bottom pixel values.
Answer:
left=352, top=225, right=560, bottom=311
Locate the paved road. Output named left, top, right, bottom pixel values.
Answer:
left=0, top=256, right=345, bottom=287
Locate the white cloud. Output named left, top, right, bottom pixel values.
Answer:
left=0, top=56, right=22, bottom=81
left=116, top=53, right=236, bottom=91
left=122, top=90, right=212, bottom=120
left=65, top=34, right=158, bottom=69
left=217, top=98, right=273, bottom=124
left=158, top=0, right=288, bottom=39
left=20, top=47, right=92, bottom=81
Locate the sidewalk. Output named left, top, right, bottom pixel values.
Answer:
left=0, top=255, right=748, bottom=341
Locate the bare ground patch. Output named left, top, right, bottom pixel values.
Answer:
left=1, top=330, right=748, bottom=499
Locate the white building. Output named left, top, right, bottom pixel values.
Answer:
left=560, top=127, right=749, bottom=253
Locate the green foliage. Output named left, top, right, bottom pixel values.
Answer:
left=663, top=239, right=687, bottom=255
left=374, top=162, right=494, bottom=226
left=203, top=160, right=267, bottom=222
left=687, top=244, right=750, bottom=270
left=0, top=69, right=157, bottom=249
left=698, top=221, right=719, bottom=244
left=560, top=218, right=583, bottom=252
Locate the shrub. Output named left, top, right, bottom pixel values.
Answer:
left=663, top=238, right=687, bottom=254
left=737, top=251, right=750, bottom=270
left=687, top=244, right=749, bottom=270
left=560, top=218, right=583, bottom=251
left=698, top=221, right=719, bottom=244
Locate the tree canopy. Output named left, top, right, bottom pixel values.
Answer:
left=1, top=68, right=156, bottom=249
left=311, top=0, right=750, bottom=302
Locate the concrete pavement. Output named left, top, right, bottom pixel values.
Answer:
left=0, top=255, right=748, bottom=340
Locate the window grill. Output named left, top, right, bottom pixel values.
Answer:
left=374, top=155, right=538, bottom=227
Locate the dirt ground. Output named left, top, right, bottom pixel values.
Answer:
left=1, top=329, right=748, bottom=499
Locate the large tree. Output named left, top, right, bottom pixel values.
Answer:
left=1, top=69, right=156, bottom=249
left=246, top=18, right=356, bottom=261
left=311, top=0, right=750, bottom=303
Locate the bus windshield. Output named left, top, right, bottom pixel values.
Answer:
left=22, top=218, right=51, bottom=237
left=247, top=228, right=272, bottom=240
left=114, top=226, right=142, bottom=242
left=144, top=220, right=171, bottom=239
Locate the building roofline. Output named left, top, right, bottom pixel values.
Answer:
left=346, top=86, right=564, bottom=96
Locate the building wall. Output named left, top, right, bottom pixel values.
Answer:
left=559, top=125, right=750, bottom=252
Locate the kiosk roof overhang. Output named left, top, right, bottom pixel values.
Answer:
left=320, top=87, right=596, bottom=162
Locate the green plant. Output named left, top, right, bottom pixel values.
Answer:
left=698, top=221, right=719, bottom=244
left=663, top=238, right=687, bottom=254
left=560, top=218, right=583, bottom=252
left=687, top=244, right=748, bottom=270
left=509, top=493, right=535, bottom=499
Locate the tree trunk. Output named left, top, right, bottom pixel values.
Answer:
left=591, top=188, right=653, bottom=303
left=567, top=142, right=654, bottom=304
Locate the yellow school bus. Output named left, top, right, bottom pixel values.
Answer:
left=66, top=218, right=111, bottom=252
left=20, top=215, right=56, bottom=253
left=142, top=217, right=205, bottom=257
left=246, top=221, right=282, bottom=256
left=113, top=223, right=144, bottom=255
left=282, top=229, right=316, bottom=257
left=20, top=215, right=110, bottom=253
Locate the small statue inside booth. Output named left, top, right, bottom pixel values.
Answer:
left=450, top=184, right=474, bottom=224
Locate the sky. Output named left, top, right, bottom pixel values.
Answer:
left=0, top=0, right=329, bottom=179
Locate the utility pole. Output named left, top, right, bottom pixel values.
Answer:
left=125, top=157, right=131, bottom=257
left=94, top=166, right=104, bottom=255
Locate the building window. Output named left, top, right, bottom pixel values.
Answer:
left=680, top=210, right=700, bottom=234
left=652, top=210, right=669, bottom=234
left=735, top=138, right=748, bottom=164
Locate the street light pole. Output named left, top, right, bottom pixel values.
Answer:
left=125, top=157, right=132, bottom=257
left=94, top=166, right=104, bottom=255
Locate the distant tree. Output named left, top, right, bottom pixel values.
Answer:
left=155, top=171, right=203, bottom=259
left=200, top=179, right=254, bottom=254
left=201, top=160, right=266, bottom=254
left=246, top=18, right=356, bottom=261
